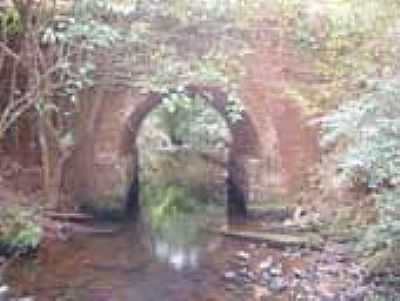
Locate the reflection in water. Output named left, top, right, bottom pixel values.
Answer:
left=154, top=239, right=199, bottom=270
left=3, top=191, right=229, bottom=301
left=142, top=184, right=223, bottom=271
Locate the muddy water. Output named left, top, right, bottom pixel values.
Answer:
left=4, top=212, right=249, bottom=301
left=3, top=209, right=369, bottom=301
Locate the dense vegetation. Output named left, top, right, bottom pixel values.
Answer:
left=278, top=0, right=400, bottom=290
left=1, top=0, right=400, bottom=297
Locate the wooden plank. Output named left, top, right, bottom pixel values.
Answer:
left=214, top=226, right=323, bottom=249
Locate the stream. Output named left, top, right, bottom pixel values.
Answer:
left=2, top=207, right=247, bottom=301
left=0, top=205, right=375, bottom=301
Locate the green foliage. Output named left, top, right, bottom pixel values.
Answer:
left=33, top=0, right=249, bottom=139
left=44, top=5, right=129, bottom=100
left=361, top=189, right=400, bottom=252
left=365, top=293, right=397, bottom=301
left=0, top=206, right=42, bottom=254
left=68, top=0, right=251, bottom=87
left=143, top=184, right=200, bottom=228
left=321, top=78, right=400, bottom=253
left=141, top=184, right=216, bottom=246
left=0, top=7, right=23, bottom=35
left=276, top=0, right=400, bottom=111
left=154, top=93, right=232, bottom=149
left=321, top=79, right=400, bottom=189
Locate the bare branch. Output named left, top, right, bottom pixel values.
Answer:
left=0, top=41, right=22, bottom=62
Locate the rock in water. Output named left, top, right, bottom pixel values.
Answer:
left=223, top=271, right=237, bottom=281
left=258, top=256, right=274, bottom=271
left=0, top=285, right=9, bottom=301
left=268, top=277, right=288, bottom=293
left=269, top=263, right=283, bottom=276
left=235, top=251, right=251, bottom=261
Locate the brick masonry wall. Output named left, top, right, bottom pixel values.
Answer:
left=70, top=39, right=321, bottom=212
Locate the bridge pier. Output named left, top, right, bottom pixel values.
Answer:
left=125, top=172, right=140, bottom=219
left=226, top=175, right=248, bottom=223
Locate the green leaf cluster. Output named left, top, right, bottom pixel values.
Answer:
left=148, top=93, right=231, bottom=150
left=276, top=0, right=400, bottom=111
left=0, top=206, right=42, bottom=254
left=0, top=7, right=22, bottom=35
left=321, top=78, right=400, bottom=253
left=40, top=0, right=254, bottom=117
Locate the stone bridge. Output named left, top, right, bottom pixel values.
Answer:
left=69, top=44, right=320, bottom=220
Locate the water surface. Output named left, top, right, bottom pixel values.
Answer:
left=5, top=209, right=244, bottom=301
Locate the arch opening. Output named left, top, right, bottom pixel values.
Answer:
left=123, top=87, right=260, bottom=223
left=137, top=93, right=232, bottom=203
left=135, top=94, right=232, bottom=246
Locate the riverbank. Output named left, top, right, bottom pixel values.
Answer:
left=0, top=205, right=397, bottom=301
left=0, top=177, right=398, bottom=301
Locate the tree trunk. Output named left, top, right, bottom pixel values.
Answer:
left=38, top=114, right=64, bottom=208
left=38, top=116, right=52, bottom=206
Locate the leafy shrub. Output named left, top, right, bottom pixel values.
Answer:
left=142, top=184, right=201, bottom=228
left=0, top=206, right=42, bottom=255
left=360, top=188, right=400, bottom=259
left=153, top=93, right=233, bottom=150
left=0, top=7, right=23, bottom=35
left=321, top=78, right=400, bottom=252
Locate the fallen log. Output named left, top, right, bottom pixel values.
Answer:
left=44, top=212, right=94, bottom=223
left=60, top=223, right=116, bottom=235
left=41, top=217, right=116, bottom=241
left=214, top=226, right=324, bottom=249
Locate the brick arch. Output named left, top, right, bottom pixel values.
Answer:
left=70, top=40, right=323, bottom=222
left=121, top=86, right=262, bottom=221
